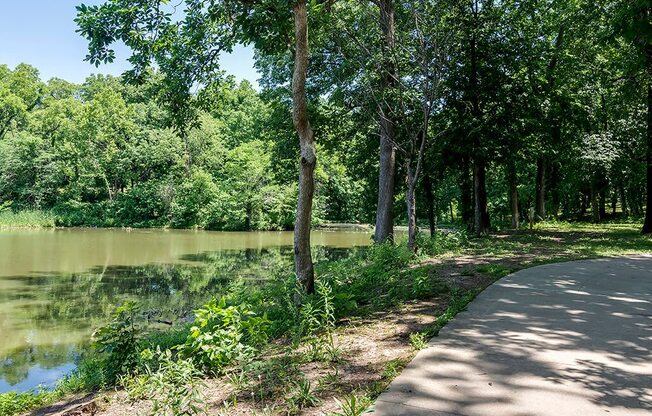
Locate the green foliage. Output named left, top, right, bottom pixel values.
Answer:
left=92, top=301, right=144, bottom=380
left=409, top=332, right=428, bottom=351
left=287, top=379, right=321, bottom=411
left=183, top=297, right=269, bottom=373
left=0, top=208, right=55, bottom=228
left=225, top=370, right=251, bottom=391
left=298, top=280, right=337, bottom=337
left=382, top=359, right=407, bottom=380
left=123, top=348, right=207, bottom=416
left=330, top=394, right=371, bottom=416
left=0, top=389, right=58, bottom=416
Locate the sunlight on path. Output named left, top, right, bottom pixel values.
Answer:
left=371, top=256, right=652, bottom=416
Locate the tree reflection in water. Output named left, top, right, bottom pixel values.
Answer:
left=0, top=245, right=359, bottom=392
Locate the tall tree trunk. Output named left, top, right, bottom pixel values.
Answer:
left=423, top=172, right=436, bottom=237
left=292, top=0, right=315, bottom=294
left=535, top=156, right=546, bottom=220
left=374, top=0, right=397, bottom=243
left=599, top=188, right=607, bottom=219
left=459, top=155, right=473, bottom=226
left=620, top=185, right=628, bottom=216
left=580, top=190, right=588, bottom=217
left=406, top=169, right=418, bottom=252
left=590, top=176, right=599, bottom=222
left=643, top=85, right=652, bottom=233
left=472, top=159, right=489, bottom=236
left=508, top=163, right=519, bottom=229
left=629, top=191, right=640, bottom=216
left=549, top=162, right=561, bottom=218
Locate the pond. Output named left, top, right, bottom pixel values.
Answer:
left=0, top=228, right=371, bottom=393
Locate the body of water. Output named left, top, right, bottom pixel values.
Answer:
left=0, top=228, right=371, bottom=392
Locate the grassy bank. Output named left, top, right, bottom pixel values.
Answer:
left=0, top=210, right=56, bottom=228
left=3, top=223, right=651, bottom=416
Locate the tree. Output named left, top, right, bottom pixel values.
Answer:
left=607, top=1, right=652, bottom=232
left=76, top=0, right=323, bottom=293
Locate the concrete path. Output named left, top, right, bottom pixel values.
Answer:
left=370, top=256, right=652, bottom=416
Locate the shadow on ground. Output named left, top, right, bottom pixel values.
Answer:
left=372, top=256, right=652, bottom=416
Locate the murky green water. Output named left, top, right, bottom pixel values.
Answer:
left=0, top=228, right=371, bottom=393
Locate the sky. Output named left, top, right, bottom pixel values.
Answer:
left=0, top=0, right=259, bottom=86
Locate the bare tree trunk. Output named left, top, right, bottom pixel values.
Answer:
left=620, top=185, right=628, bottom=216
left=292, top=0, right=315, bottom=294
left=406, top=168, right=418, bottom=252
left=374, top=0, right=397, bottom=243
left=535, top=156, right=546, bottom=220
left=459, top=155, right=473, bottom=226
left=423, top=172, right=436, bottom=237
left=508, top=164, right=519, bottom=229
left=549, top=162, right=561, bottom=218
left=643, top=84, right=652, bottom=233
left=472, top=159, right=489, bottom=236
left=590, top=176, right=599, bottom=222
left=599, top=188, right=607, bottom=219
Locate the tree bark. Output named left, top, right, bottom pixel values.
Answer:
left=590, top=176, right=599, bottom=222
left=424, top=172, right=436, bottom=237
left=472, top=159, right=489, bottom=236
left=620, top=185, right=628, bottom=216
left=459, top=155, right=473, bottom=226
left=644, top=84, right=652, bottom=232
left=406, top=169, right=418, bottom=252
left=549, top=162, right=561, bottom=218
left=374, top=0, right=397, bottom=243
left=292, top=0, right=316, bottom=294
left=535, top=156, right=546, bottom=220
left=508, top=164, right=519, bottom=229
left=599, top=188, right=607, bottom=220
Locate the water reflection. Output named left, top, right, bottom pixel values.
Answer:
left=0, top=229, right=370, bottom=392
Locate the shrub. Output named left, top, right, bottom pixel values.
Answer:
left=92, top=301, right=144, bottom=381
left=170, top=168, right=219, bottom=228
left=112, top=181, right=169, bottom=227
left=123, top=348, right=207, bottom=416
left=182, top=297, right=270, bottom=373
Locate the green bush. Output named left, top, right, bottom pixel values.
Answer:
left=170, top=168, right=219, bottom=228
left=54, top=200, right=110, bottom=227
left=112, top=181, right=170, bottom=227
left=182, top=297, right=270, bottom=373
left=123, top=348, right=206, bottom=416
left=0, top=389, right=58, bottom=416
left=92, top=301, right=144, bottom=381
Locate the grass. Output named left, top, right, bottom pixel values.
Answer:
left=0, top=209, right=57, bottom=228
left=3, top=221, right=651, bottom=416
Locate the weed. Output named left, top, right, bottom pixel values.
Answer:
left=226, top=370, right=250, bottom=391
left=330, top=394, right=371, bottom=416
left=127, top=348, right=207, bottom=416
left=287, top=379, right=320, bottom=410
left=409, top=332, right=428, bottom=351
left=382, top=359, right=407, bottom=380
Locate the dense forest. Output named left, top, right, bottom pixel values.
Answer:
left=1, top=1, right=650, bottom=283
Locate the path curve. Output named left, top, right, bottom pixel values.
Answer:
left=371, top=256, right=652, bottom=416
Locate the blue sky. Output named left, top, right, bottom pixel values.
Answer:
left=0, top=0, right=259, bottom=85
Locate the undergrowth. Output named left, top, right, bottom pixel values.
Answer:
left=6, top=225, right=646, bottom=416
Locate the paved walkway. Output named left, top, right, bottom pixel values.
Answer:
left=371, top=256, right=652, bottom=416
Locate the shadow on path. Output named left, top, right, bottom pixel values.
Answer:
left=371, top=256, right=652, bottom=416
